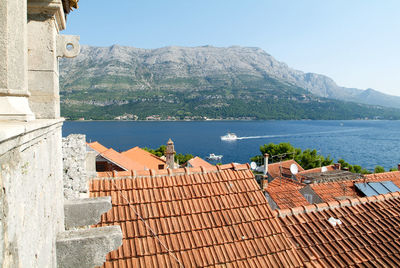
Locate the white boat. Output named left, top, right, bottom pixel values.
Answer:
left=207, top=153, right=223, bottom=160
left=220, top=132, right=238, bottom=141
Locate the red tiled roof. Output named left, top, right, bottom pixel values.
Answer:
left=87, top=141, right=108, bottom=153
left=277, top=192, right=400, bottom=267
left=297, top=164, right=336, bottom=176
left=100, top=148, right=145, bottom=171
left=312, top=171, right=400, bottom=202
left=266, top=178, right=309, bottom=209
left=187, top=156, right=214, bottom=168
left=121, top=146, right=166, bottom=170
left=268, top=160, right=304, bottom=179
left=90, top=164, right=303, bottom=267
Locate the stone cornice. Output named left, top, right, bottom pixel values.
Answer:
left=28, top=0, right=66, bottom=31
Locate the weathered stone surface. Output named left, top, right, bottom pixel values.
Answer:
left=27, top=13, right=59, bottom=119
left=62, top=134, right=89, bottom=199
left=56, top=226, right=122, bottom=268
left=85, top=150, right=98, bottom=178
left=0, top=0, right=34, bottom=121
left=0, top=119, right=65, bottom=267
left=64, top=197, right=111, bottom=229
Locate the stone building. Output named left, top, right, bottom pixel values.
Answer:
left=0, top=0, right=121, bottom=267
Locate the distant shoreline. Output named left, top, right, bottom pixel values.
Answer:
left=64, top=118, right=396, bottom=122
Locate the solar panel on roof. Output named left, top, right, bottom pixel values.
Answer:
left=381, top=181, right=400, bottom=193
left=368, top=182, right=391, bottom=195
left=354, top=183, right=379, bottom=197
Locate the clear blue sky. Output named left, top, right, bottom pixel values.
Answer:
left=64, top=0, right=400, bottom=97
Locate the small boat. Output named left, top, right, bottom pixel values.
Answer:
left=207, top=153, right=223, bottom=160
left=220, top=132, right=238, bottom=141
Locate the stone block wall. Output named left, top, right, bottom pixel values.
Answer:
left=62, top=134, right=91, bottom=199
left=0, top=119, right=64, bottom=267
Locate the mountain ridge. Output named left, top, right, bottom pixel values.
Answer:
left=59, top=44, right=400, bottom=120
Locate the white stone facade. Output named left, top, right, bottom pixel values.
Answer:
left=0, top=0, right=121, bottom=267
left=0, top=119, right=64, bottom=266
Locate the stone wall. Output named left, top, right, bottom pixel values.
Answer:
left=62, top=134, right=93, bottom=199
left=0, top=119, right=64, bottom=267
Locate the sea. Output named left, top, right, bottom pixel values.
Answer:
left=62, top=120, right=400, bottom=171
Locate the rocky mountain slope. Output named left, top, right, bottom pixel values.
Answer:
left=59, top=45, right=400, bottom=120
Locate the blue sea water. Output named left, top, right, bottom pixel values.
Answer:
left=62, top=120, right=400, bottom=171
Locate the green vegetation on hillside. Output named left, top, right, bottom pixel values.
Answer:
left=60, top=86, right=400, bottom=120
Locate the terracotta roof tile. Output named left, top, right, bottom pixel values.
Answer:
left=268, top=160, right=304, bottom=179
left=297, top=165, right=336, bottom=176
left=121, top=146, right=166, bottom=170
left=187, top=156, right=214, bottom=168
left=100, top=148, right=146, bottom=171
left=90, top=165, right=303, bottom=267
left=312, top=170, right=400, bottom=202
left=266, top=177, right=309, bottom=209
left=87, top=141, right=108, bottom=153
left=277, top=192, right=400, bottom=266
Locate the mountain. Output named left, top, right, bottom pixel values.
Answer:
left=59, top=45, right=400, bottom=120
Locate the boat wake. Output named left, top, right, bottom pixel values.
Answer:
left=234, top=128, right=363, bottom=140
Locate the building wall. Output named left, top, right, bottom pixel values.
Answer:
left=62, top=134, right=90, bottom=199
left=0, top=119, right=64, bottom=267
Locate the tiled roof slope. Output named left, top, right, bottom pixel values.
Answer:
left=101, top=148, right=145, bottom=171
left=87, top=141, right=109, bottom=153
left=312, top=171, right=400, bottom=202
left=277, top=192, right=400, bottom=267
left=266, top=178, right=309, bottom=209
left=121, top=146, right=166, bottom=170
left=187, top=156, right=214, bottom=168
left=297, top=165, right=336, bottom=176
left=268, top=160, right=304, bottom=179
left=90, top=164, right=303, bottom=267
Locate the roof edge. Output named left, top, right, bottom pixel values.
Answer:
left=276, top=191, right=400, bottom=218
left=95, top=163, right=250, bottom=178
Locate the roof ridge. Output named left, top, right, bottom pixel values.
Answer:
left=96, top=163, right=250, bottom=178
left=122, top=146, right=167, bottom=163
left=365, top=170, right=400, bottom=178
left=297, top=164, right=335, bottom=174
left=269, top=176, right=305, bottom=187
left=276, top=191, right=400, bottom=218
left=307, top=171, right=400, bottom=186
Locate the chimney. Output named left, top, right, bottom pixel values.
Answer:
left=263, top=153, right=269, bottom=176
left=398, top=163, right=400, bottom=171
left=165, top=138, right=176, bottom=169
left=334, top=163, right=341, bottom=170
left=262, top=178, right=268, bottom=191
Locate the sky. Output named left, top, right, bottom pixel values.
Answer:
left=64, top=0, right=400, bottom=97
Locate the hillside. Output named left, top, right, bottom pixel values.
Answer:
left=59, top=45, right=400, bottom=120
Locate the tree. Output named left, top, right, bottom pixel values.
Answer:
left=258, top=142, right=300, bottom=163
left=337, top=159, right=371, bottom=174
left=251, top=142, right=332, bottom=170
left=374, top=166, right=385, bottom=173
left=145, top=145, right=193, bottom=165
left=175, top=153, right=194, bottom=165
left=390, top=167, right=398, bottom=172
left=144, top=145, right=166, bottom=157
left=295, top=148, right=333, bottom=170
